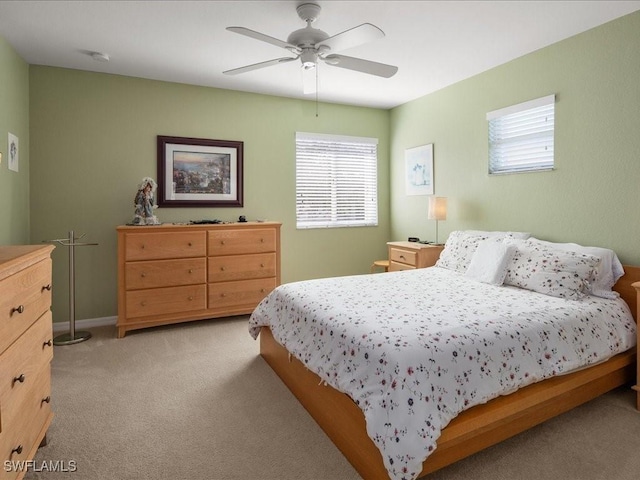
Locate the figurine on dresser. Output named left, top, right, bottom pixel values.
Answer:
left=132, top=177, right=161, bottom=225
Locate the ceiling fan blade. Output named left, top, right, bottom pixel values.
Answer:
left=302, top=67, right=317, bottom=95
left=223, top=57, right=298, bottom=75
left=226, top=27, right=301, bottom=53
left=323, top=54, right=398, bottom=78
left=316, top=23, right=384, bottom=53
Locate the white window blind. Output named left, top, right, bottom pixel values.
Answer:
left=487, top=94, right=555, bottom=175
left=296, top=132, right=378, bottom=229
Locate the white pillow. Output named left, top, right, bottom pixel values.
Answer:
left=465, top=238, right=516, bottom=285
left=504, top=239, right=600, bottom=300
left=528, top=238, right=623, bottom=299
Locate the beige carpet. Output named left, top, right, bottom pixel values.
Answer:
left=26, top=317, right=640, bottom=480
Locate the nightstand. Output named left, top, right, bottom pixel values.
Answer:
left=387, top=242, right=444, bottom=272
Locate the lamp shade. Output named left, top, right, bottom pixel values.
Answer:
left=428, top=196, right=447, bottom=221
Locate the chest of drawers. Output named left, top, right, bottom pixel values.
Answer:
left=117, top=222, right=281, bottom=337
left=387, top=241, right=444, bottom=271
left=0, top=245, right=55, bottom=480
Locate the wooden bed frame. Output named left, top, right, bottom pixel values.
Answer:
left=258, top=266, right=640, bottom=479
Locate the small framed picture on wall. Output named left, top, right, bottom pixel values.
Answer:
left=405, top=143, right=433, bottom=196
left=8, top=133, right=19, bottom=172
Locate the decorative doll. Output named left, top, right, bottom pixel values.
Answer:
left=133, top=177, right=160, bottom=225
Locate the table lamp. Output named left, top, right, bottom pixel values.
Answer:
left=428, top=196, right=447, bottom=245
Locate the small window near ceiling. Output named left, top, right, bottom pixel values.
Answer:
left=296, top=132, right=378, bottom=229
left=487, top=94, right=555, bottom=175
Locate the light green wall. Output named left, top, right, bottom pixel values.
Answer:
left=16, top=9, right=640, bottom=324
left=0, top=36, right=30, bottom=244
left=29, top=68, right=390, bottom=323
left=390, top=11, right=640, bottom=265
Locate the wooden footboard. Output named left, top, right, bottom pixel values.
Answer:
left=259, top=265, right=640, bottom=479
left=261, top=327, right=635, bottom=479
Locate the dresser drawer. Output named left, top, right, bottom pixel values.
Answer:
left=208, top=229, right=276, bottom=256
left=124, top=231, right=206, bottom=261
left=208, top=278, right=276, bottom=309
left=0, top=365, right=52, bottom=478
left=208, top=253, right=276, bottom=282
left=389, top=247, right=417, bottom=267
left=126, top=285, right=207, bottom=318
left=0, top=259, right=52, bottom=354
left=0, top=312, right=53, bottom=419
left=125, top=258, right=206, bottom=290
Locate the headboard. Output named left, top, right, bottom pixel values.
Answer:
left=614, top=265, right=640, bottom=322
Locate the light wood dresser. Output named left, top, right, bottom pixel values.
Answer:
left=387, top=241, right=444, bottom=272
left=117, top=222, right=281, bottom=338
left=0, top=245, right=55, bottom=480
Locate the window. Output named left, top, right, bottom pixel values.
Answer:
left=296, top=132, right=378, bottom=229
left=487, top=94, right=555, bottom=175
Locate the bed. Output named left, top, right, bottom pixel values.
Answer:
left=249, top=232, right=640, bottom=480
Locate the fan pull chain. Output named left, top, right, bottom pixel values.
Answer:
left=315, top=65, right=319, bottom=117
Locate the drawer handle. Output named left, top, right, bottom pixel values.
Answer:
left=260, top=238, right=265, bottom=243
left=140, top=272, right=146, bottom=278
left=43, top=339, right=53, bottom=348
left=42, top=284, right=52, bottom=291
left=399, top=255, right=406, bottom=260
left=188, top=242, right=193, bottom=246
left=188, top=269, right=193, bottom=274
left=141, top=244, right=145, bottom=249
left=13, top=374, right=26, bottom=385
left=11, top=445, right=23, bottom=456
left=220, top=240, right=225, bottom=245
left=188, top=296, right=193, bottom=301
left=260, top=263, right=265, bottom=268
left=141, top=301, right=147, bottom=307
left=220, top=266, right=225, bottom=271
left=42, top=396, right=51, bottom=405
left=260, top=288, right=265, bottom=293
left=221, top=293, right=226, bottom=297
left=11, top=305, right=25, bottom=314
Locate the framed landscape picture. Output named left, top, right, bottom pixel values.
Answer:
left=157, top=135, right=243, bottom=207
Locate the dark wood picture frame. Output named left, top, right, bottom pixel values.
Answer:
left=157, top=135, right=243, bottom=207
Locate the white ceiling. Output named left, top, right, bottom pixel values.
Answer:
left=1, top=1, right=639, bottom=109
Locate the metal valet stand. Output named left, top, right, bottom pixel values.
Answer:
left=45, top=231, right=98, bottom=345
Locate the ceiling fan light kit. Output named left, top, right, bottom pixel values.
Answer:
left=223, top=2, right=397, bottom=92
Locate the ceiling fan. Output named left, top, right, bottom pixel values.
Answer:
left=223, top=2, right=398, bottom=94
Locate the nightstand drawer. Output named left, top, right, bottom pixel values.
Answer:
left=389, top=261, right=416, bottom=271
left=387, top=242, right=444, bottom=272
left=389, top=247, right=417, bottom=266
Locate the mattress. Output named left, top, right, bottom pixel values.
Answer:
left=249, top=266, right=636, bottom=480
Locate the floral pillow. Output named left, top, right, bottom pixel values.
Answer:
left=436, top=230, right=527, bottom=273
left=436, top=231, right=494, bottom=273
left=503, top=239, right=600, bottom=300
left=528, top=238, right=624, bottom=299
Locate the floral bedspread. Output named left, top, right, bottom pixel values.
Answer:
left=248, top=267, right=636, bottom=480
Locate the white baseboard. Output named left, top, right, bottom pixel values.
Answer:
left=52, top=315, right=117, bottom=333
